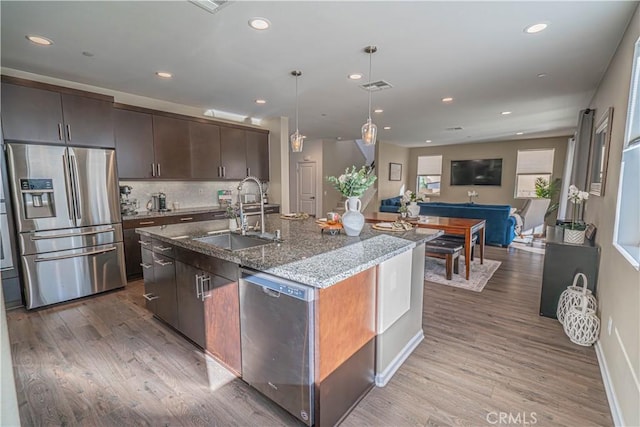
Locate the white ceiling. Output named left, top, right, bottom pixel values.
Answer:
left=1, top=1, right=636, bottom=147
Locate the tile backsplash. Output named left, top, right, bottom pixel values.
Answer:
left=120, top=180, right=265, bottom=212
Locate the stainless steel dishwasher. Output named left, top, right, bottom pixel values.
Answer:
left=239, top=268, right=315, bottom=426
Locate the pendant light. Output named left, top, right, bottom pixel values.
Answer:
left=290, top=70, right=305, bottom=152
left=361, top=45, right=378, bottom=146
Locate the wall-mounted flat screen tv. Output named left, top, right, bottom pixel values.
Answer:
left=450, top=158, right=503, bottom=186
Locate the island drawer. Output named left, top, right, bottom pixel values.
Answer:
left=151, top=238, right=175, bottom=257
left=174, top=246, right=238, bottom=281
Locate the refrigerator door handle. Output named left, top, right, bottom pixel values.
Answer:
left=62, top=153, right=75, bottom=220
left=30, top=227, right=115, bottom=240
left=70, top=155, right=82, bottom=220
left=34, top=246, right=116, bottom=262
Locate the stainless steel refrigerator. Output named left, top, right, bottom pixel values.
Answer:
left=6, top=143, right=125, bottom=309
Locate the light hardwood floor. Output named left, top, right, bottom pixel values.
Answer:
left=6, top=246, right=612, bottom=427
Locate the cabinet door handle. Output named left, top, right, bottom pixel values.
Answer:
left=139, top=262, right=152, bottom=269
left=180, top=217, right=193, bottom=222
left=138, top=240, right=150, bottom=246
left=66, top=124, right=71, bottom=141
left=151, top=163, right=156, bottom=177
left=154, top=258, right=173, bottom=267
left=153, top=245, right=172, bottom=252
left=218, top=166, right=222, bottom=177
left=139, top=221, right=155, bottom=226
left=195, top=274, right=202, bottom=298
left=58, top=123, right=63, bottom=140
left=143, top=293, right=159, bottom=301
left=157, top=163, right=161, bottom=177
left=247, top=168, right=250, bottom=177
left=221, top=166, right=226, bottom=177
left=201, top=276, right=212, bottom=301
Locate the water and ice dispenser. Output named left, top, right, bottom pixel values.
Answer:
left=20, top=179, right=56, bottom=219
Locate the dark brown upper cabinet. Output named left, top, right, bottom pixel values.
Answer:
left=1, top=82, right=114, bottom=148
left=220, top=127, right=247, bottom=180
left=114, top=109, right=155, bottom=179
left=189, top=121, right=222, bottom=180
left=152, top=115, right=191, bottom=179
left=245, top=130, right=269, bottom=181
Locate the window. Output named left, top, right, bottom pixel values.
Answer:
left=613, top=37, right=640, bottom=270
left=515, top=149, right=555, bottom=198
left=416, top=155, right=442, bottom=196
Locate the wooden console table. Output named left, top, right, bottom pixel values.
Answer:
left=364, top=212, right=485, bottom=280
left=539, top=227, right=600, bottom=318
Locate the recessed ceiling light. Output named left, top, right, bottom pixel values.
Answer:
left=255, top=99, right=267, bottom=104
left=524, top=23, right=548, bottom=34
left=442, top=97, right=454, bottom=103
left=26, top=35, right=53, bottom=46
left=249, top=17, right=270, bottom=30
left=537, top=73, right=547, bottom=78
left=348, top=73, right=363, bottom=80
left=425, top=140, right=432, bottom=143
left=501, top=111, right=512, bottom=115
left=156, top=71, right=173, bottom=79
left=516, top=132, right=524, bottom=135
left=383, top=126, right=391, bottom=130
left=374, top=109, right=383, bottom=113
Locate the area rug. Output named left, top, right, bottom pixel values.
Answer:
left=510, top=241, right=546, bottom=255
left=424, top=256, right=501, bottom=292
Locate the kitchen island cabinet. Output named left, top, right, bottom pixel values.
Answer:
left=136, top=216, right=439, bottom=426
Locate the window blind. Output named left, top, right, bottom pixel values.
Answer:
left=516, top=149, right=554, bottom=174
left=417, top=155, right=442, bottom=175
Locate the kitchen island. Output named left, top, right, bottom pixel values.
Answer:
left=136, top=214, right=440, bottom=426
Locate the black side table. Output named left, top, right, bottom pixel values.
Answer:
left=539, top=227, right=600, bottom=318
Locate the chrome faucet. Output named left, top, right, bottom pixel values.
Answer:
left=237, top=176, right=265, bottom=236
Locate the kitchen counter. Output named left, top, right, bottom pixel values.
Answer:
left=122, top=203, right=280, bottom=221
left=136, top=214, right=441, bottom=288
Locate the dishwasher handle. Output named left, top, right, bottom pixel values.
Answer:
left=262, top=287, right=281, bottom=298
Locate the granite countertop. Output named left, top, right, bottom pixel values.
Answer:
left=123, top=204, right=280, bottom=221
left=136, top=214, right=441, bottom=288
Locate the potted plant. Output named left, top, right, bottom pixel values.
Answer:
left=535, top=177, right=561, bottom=220
left=401, top=190, right=423, bottom=217
left=226, top=204, right=239, bottom=231
left=563, top=185, right=589, bottom=244
left=327, top=165, right=377, bottom=236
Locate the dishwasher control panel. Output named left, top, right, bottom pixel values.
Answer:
left=277, top=284, right=306, bottom=299
left=241, top=270, right=314, bottom=302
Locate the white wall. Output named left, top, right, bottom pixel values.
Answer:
left=584, top=5, right=640, bottom=426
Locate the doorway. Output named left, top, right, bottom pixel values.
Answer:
left=297, top=162, right=316, bottom=216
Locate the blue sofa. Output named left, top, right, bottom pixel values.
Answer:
left=418, top=202, right=516, bottom=247
left=378, top=198, right=516, bottom=246
left=380, top=196, right=402, bottom=213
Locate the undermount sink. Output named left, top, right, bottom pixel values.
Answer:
left=194, top=233, right=273, bottom=251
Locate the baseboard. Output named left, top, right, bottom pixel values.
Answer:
left=375, top=330, right=424, bottom=387
left=595, top=340, right=624, bottom=426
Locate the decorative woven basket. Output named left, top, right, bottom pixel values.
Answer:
left=563, top=228, right=585, bottom=244
left=563, top=296, right=600, bottom=346
left=556, top=273, right=597, bottom=325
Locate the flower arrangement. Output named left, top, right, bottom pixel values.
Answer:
left=567, top=185, right=589, bottom=230
left=401, top=190, right=423, bottom=204
left=467, top=190, right=479, bottom=203
left=225, top=204, right=238, bottom=219
left=327, top=165, right=377, bottom=198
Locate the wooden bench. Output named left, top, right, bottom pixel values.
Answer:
left=425, top=238, right=463, bottom=280
left=439, top=233, right=478, bottom=261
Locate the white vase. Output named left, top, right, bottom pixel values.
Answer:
left=228, top=218, right=238, bottom=231
left=563, top=228, right=585, bottom=245
left=342, top=196, right=364, bottom=236
left=407, top=201, right=420, bottom=217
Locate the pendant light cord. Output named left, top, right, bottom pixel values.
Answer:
left=295, top=74, right=300, bottom=133
left=367, top=48, right=373, bottom=121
